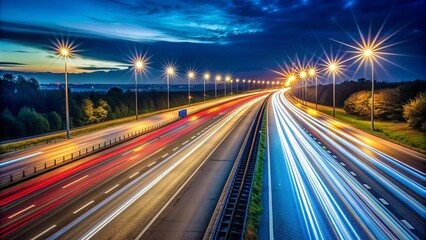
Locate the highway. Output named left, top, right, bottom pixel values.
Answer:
left=0, top=92, right=270, bottom=239
left=0, top=92, right=267, bottom=182
left=265, top=89, right=425, bottom=239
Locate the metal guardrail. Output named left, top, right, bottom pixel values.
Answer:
left=209, top=97, right=267, bottom=240
left=0, top=116, right=181, bottom=188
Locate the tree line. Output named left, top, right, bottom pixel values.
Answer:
left=0, top=74, right=210, bottom=141
left=292, top=78, right=426, bottom=132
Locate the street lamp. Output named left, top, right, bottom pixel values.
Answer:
left=299, top=70, right=307, bottom=105
left=215, top=74, right=221, bottom=99
left=203, top=72, right=210, bottom=101
left=328, top=62, right=338, bottom=117
left=309, top=68, right=318, bottom=109
left=187, top=71, right=195, bottom=106
left=242, top=79, right=246, bottom=92
left=134, top=59, right=145, bottom=120
left=59, top=46, right=71, bottom=139
left=165, top=66, right=175, bottom=109
left=225, top=75, right=231, bottom=96
left=236, top=79, right=240, bottom=94
left=230, top=80, right=233, bottom=94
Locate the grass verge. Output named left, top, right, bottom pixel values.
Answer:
left=293, top=96, right=426, bottom=152
left=245, top=109, right=267, bottom=240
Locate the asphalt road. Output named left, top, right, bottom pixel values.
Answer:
left=0, top=92, right=269, bottom=239
left=0, top=91, right=269, bottom=182
left=264, top=89, right=425, bottom=239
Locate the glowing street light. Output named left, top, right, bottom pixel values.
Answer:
left=236, top=78, right=240, bottom=94
left=187, top=71, right=195, bottom=106
left=165, top=66, right=175, bottom=109
left=225, top=75, right=231, bottom=96
left=134, top=59, right=145, bottom=120
left=215, top=74, right=221, bottom=99
left=58, top=46, right=71, bottom=139
left=203, top=72, right=210, bottom=101
left=299, top=70, right=307, bottom=105
left=308, top=68, right=318, bottom=109
left=327, top=62, right=339, bottom=117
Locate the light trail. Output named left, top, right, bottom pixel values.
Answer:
left=269, top=89, right=422, bottom=239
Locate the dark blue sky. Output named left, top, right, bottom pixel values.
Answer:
left=0, top=0, right=425, bottom=84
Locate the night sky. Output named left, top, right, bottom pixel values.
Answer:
left=0, top=0, right=425, bottom=84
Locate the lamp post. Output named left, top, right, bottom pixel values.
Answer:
left=230, top=80, right=233, bottom=94
left=215, top=75, right=221, bottom=99
left=203, top=72, right=210, bottom=101
left=236, top=79, right=240, bottom=94
left=165, top=66, right=175, bottom=109
left=299, top=70, right=307, bottom=105
left=309, top=68, right=317, bottom=109
left=59, top=47, right=71, bottom=139
left=328, top=63, right=337, bottom=117
left=363, top=48, right=376, bottom=130
left=187, top=71, right=195, bottom=106
left=134, top=60, right=144, bottom=120
left=242, top=79, right=246, bottom=92
left=225, top=75, right=231, bottom=96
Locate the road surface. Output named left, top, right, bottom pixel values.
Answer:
left=264, top=89, right=425, bottom=239
left=0, top=92, right=269, bottom=239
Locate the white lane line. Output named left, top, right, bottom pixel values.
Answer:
left=129, top=172, right=139, bottom=179
left=1, top=152, right=43, bottom=167
left=122, top=151, right=132, bottom=156
left=105, top=184, right=119, bottom=194
left=317, top=141, right=321, bottom=145
left=62, top=175, right=89, bottom=188
left=350, top=171, right=357, bottom=176
left=130, top=154, right=140, bottom=160
left=162, top=153, right=169, bottom=158
left=327, top=150, right=331, bottom=153
left=172, top=147, right=179, bottom=152
left=73, top=200, right=95, bottom=214
left=191, top=136, right=196, bottom=139
left=340, top=162, right=346, bottom=166
left=148, top=162, right=156, bottom=167
left=196, top=133, right=201, bottom=135
left=378, top=198, right=389, bottom=205
left=363, top=184, right=371, bottom=190
left=401, top=220, right=415, bottom=229
left=332, top=155, right=337, bottom=159
left=313, top=137, right=316, bottom=140
left=182, top=140, right=189, bottom=145
left=8, top=205, right=35, bottom=219
left=266, top=113, right=275, bottom=240
left=31, top=225, right=57, bottom=240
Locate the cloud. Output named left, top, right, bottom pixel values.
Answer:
left=0, top=62, right=27, bottom=67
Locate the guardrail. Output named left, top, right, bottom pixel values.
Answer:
left=0, top=116, right=181, bottom=188
left=207, top=97, right=267, bottom=240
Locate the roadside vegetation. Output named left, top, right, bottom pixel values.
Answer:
left=0, top=74, right=215, bottom=141
left=245, top=111, right=267, bottom=240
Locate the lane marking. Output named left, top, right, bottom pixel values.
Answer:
left=1, top=152, right=43, bottom=167
left=378, top=198, right=389, bottom=205
left=31, top=225, right=56, bottom=240
left=162, top=153, right=169, bottom=158
left=122, top=151, right=132, bottom=156
left=401, top=220, right=415, bottom=230
left=340, top=162, right=346, bottom=166
left=327, top=150, right=331, bottom=153
left=73, top=200, right=95, bottom=214
left=317, top=141, right=321, bottom=145
left=191, top=136, right=196, bottom=139
left=350, top=171, right=357, bottom=176
left=105, top=184, right=119, bottom=194
left=129, top=172, right=140, bottom=179
left=130, top=154, right=140, bottom=160
left=266, top=112, right=275, bottom=240
left=182, top=140, right=189, bottom=145
left=332, top=155, right=337, bottom=159
left=148, top=162, right=156, bottom=167
left=62, top=175, right=89, bottom=189
left=363, top=184, right=371, bottom=190
left=8, top=205, right=35, bottom=219
left=196, top=133, right=201, bottom=135
left=172, top=147, right=179, bottom=152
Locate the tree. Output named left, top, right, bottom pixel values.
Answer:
left=0, top=108, right=25, bottom=140
left=375, top=88, right=403, bottom=121
left=403, top=92, right=426, bottom=132
left=94, top=99, right=109, bottom=122
left=81, top=98, right=97, bottom=124
left=16, top=107, right=50, bottom=136
left=48, top=111, right=62, bottom=131
left=344, top=90, right=371, bottom=117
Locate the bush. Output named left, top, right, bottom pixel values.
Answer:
left=48, top=111, right=62, bottom=131
left=0, top=109, right=26, bottom=140
left=16, top=107, right=50, bottom=136
left=344, top=90, right=371, bottom=117
left=403, top=92, right=426, bottom=132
